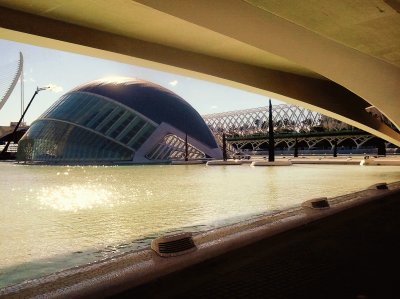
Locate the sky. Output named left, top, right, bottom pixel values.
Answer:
left=0, top=39, right=284, bottom=127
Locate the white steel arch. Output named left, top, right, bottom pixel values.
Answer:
left=203, top=104, right=356, bottom=137
left=202, top=104, right=386, bottom=153
left=0, top=52, right=23, bottom=111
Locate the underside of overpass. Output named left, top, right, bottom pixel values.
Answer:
left=0, top=0, right=399, bottom=145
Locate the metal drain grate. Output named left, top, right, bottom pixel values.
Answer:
left=368, top=182, right=388, bottom=190
left=151, top=232, right=197, bottom=257
left=302, top=197, right=330, bottom=209
left=311, top=197, right=330, bottom=209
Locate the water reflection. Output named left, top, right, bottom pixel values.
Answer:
left=39, top=184, right=115, bottom=212
left=1, top=162, right=400, bottom=288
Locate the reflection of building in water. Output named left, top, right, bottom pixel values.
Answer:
left=17, top=78, right=221, bottom=163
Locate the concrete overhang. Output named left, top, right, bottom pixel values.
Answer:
left=0, top=0, right=399, bottom=145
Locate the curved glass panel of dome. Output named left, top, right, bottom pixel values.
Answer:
left=17, top=120, right=134, bottom=162
left=40, top=91, right=156, bottom=151
left=18, top=91, right=158, bottom=163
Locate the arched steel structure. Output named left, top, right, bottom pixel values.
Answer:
left=229, top=133, right=375, bottom=153
left=0, top=51, right=23, bottom=111
left=204, top=104, right=355, bottom=136
left=203, top=104, right=385, bottom=153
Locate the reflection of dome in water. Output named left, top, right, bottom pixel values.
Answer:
left=17, top=77, right=221, bottom=163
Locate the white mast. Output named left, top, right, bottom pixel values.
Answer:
left=20, top=52, right=25, bottom=123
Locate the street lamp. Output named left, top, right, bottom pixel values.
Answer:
left=0, top=86, right=50, bottom=159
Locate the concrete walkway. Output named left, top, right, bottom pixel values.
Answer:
left=113, top=189, right=400, bottom=299
left=249, top=155, right=400, bottom=166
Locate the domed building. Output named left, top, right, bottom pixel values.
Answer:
left=17, top=77, right=222, bottom=163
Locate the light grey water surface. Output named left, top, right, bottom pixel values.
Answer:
left=1, top=162, right=400, bottom=288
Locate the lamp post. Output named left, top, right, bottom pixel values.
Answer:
left=0, top=86, right=49, bottom=159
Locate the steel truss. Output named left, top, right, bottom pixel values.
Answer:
left=230, top=134, right=374, bottom=151
left=203, top=104, right=383, bottom=152
left=203, top=104, right=354, bottom=137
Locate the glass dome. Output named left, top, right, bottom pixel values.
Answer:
left=17, top=78, right=221, bottom=163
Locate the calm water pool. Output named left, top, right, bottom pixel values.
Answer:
left=1, top=162, right=400, bottom=287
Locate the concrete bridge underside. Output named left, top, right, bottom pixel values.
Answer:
left=0, top=0, right=399, bottom=145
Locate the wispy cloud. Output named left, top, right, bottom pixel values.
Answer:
left=46, top=83, right=63, bottom=93
left=169, top=80, right=178, bottom=87
left=211, top=105, right=218, bottom=109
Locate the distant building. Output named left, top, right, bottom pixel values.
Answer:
left=17, top=78, right=221, bottom=163
left=0, top=122, right=28, bottom=143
